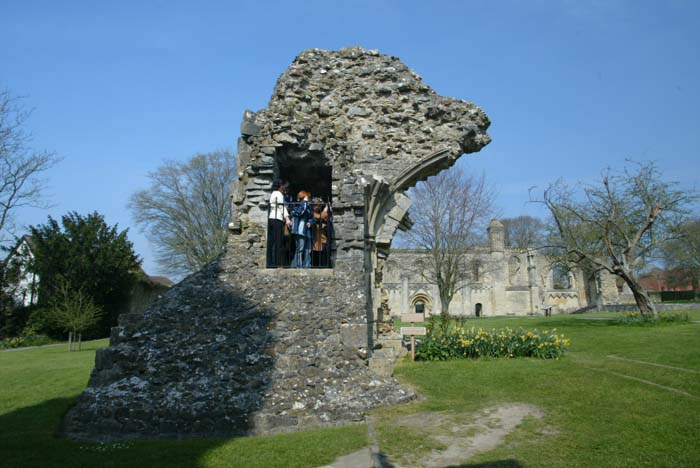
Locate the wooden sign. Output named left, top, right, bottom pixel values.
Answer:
left=400, top=327, right=427, bottom=336
left=401, top=314, right=425, bottom=324
left=401, top=326, right=427, bottom=362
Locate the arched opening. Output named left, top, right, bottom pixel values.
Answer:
left=266, top=146, right=334, bottom=269
left=552, top=265, right=571, bottom=289
left=475, top=303, right=482, bottom=317
left=410, top=293, right=432, bottom=316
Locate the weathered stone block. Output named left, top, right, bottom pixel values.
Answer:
left=368, top=356, right=394, bottom=377
left=339, top=323, right=367, bottom=349
left=241, top=110, right=260, bottom=136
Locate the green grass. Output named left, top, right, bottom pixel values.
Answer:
left=2, top=311, right=700, bottom=467
left=374, top=310, right=700, bottom=467
left=0, top=340, right=367, bottom=468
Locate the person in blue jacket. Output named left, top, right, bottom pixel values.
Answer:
left=291, top=190, right=314, bottom=268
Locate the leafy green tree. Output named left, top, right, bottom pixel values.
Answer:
left=539, top=161, right=695, bottom=318
left=45, top=280, right=103, bottom=351
left=29, top=212, right=141, bottom=336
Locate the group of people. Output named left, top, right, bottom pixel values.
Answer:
left=267, top=179, right=332, bottom=268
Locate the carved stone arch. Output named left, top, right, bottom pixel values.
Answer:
left=409, top=292, right=433, bottom=315
left=367, top=149, right=468, bottom=332
left=552, top=264, right=571, bottom=290
left=367, top=148, right=456, bottom=257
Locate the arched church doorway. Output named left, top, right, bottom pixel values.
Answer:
left=475, top=303, right=482, bottom=317
left=410, top=293, right=432, bottom=316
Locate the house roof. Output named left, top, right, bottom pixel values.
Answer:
left=3, top=235, right=35, bottom=266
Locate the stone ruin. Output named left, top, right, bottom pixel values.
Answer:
left=62, top=46, right=491, bottom=441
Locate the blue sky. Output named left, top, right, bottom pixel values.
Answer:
left=2, top=0, right=698, bottom=277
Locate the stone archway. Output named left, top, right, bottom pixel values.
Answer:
left=410, top=293, right=433, bottom=315
left=366, top=149, right=472, bottom=336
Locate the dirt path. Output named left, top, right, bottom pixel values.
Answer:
left=387, top=403, right=546, bottom=468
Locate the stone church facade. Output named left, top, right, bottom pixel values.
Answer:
left=383, top=219, right=629, bottom=317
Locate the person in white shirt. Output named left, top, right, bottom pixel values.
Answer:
left=267, top=180, right=291, bottom=267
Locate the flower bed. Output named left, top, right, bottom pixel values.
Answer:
left=415, top=326, right=570, bottom=361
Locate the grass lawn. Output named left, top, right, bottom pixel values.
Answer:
left=375, top=310, right=700, bottom=467
left=0, top=340, right=367, bottom=468
left=1, top=311, right=699, bottom=467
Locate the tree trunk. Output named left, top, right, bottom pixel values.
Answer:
left=627, top=280, right=657, bottom=318
left=439, top=294, right=452, bottom=317
left=438, top=294, right=452, bottom=335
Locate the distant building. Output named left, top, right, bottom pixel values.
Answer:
left=127, top=274, right=174, bottom=315
left=639, top=268, right=699, bottom=292
left=382, top=220, right=632, bottom=317
left=2, top=235, right=39, bottom=307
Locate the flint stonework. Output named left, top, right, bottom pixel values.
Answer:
left=62, top=46, right=491, bottom=441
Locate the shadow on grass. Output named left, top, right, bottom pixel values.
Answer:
left=0, top=396, right=227, bottom=468
left=62, top=260, right=280, bottom=441
left=455, top=461, right=524, bottom=468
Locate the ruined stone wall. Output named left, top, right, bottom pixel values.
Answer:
left=63, top=47, right=491, bottom=441
left=231, top=46, right=490, bottom=264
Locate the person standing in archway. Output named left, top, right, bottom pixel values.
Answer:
left=267, top=180, right=291, bottom=268
left=291, top=190, right=313, bottom=268
left=311, top=198, right=329, bottom=267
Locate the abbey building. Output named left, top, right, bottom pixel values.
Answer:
left=382, top=220, right=632, bottom=317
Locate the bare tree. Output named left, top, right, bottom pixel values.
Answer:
left=129, top=150, right=237, bottom=277
left=501, top=215, right=547, bottom=250
left=402, top=166, right=497, bottom=317
left=539, top=161, right=696, bottom=318
left=0, top=88, right=60, bottom=243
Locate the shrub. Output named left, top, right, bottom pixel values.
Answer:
left=0, top=331, right=54, bottom=350
left=617, top=311, right=690, bottom=325
left=660, top=290, right=698, bottom=302
left=415, top=326, right=570, bottom=361
left=0, top=305, right=33, bottom=338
